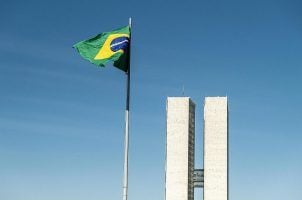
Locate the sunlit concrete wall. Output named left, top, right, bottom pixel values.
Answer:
left=166, top=97, right=195, bottom=200
left=204, top=97, right=228, bottom=200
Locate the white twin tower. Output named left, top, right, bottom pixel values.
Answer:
left=165, top=97, right=228, bottom=200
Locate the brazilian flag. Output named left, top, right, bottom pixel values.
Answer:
left=73, top=26, right=130, bottom=72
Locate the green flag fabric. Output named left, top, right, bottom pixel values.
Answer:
left=73, top=26, right=130, bottom=72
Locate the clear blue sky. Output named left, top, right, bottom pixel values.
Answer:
left=1, top=0, right=302, bottom=199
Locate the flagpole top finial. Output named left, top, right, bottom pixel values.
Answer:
left=129, top=17, right=132, bottom=28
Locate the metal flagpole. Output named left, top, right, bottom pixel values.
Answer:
left=123, top=17, right=131, bottom=200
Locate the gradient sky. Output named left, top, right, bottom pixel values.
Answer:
left=1, top=0, right=302, bottom=200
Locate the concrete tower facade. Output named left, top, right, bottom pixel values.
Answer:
left=204, top=97, right=228, bottom=200
left=165, top=96, right=228, bottom=200
left=165, top=97, right=195, bottom=200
